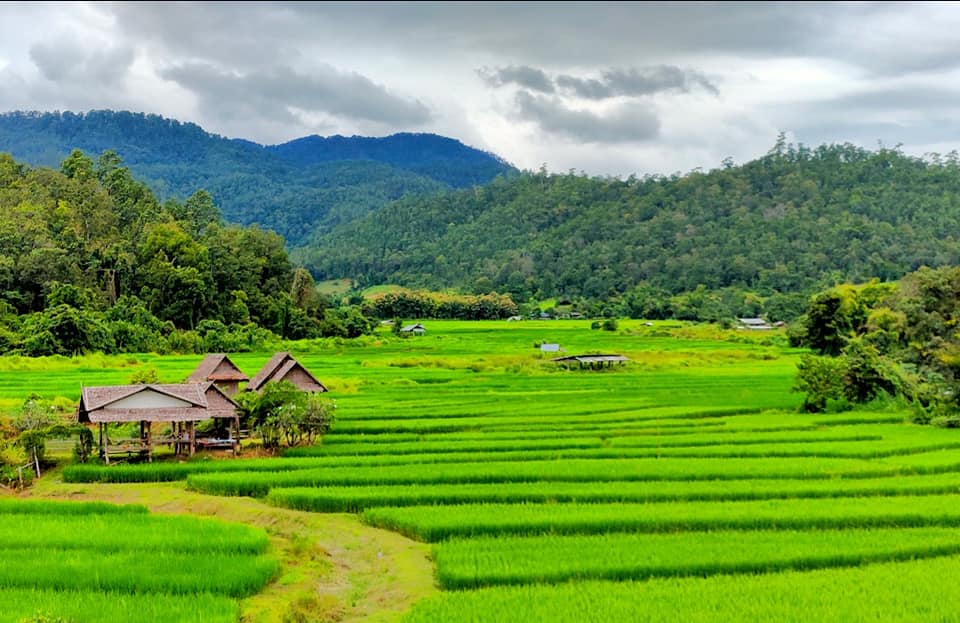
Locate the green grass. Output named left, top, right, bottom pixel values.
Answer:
left=186, top=456, right=909, bottom=497
left=7, top=319, right=957, bottom=622
left=0, top=548, right=277, bottom=597
left=362, top=494, right=960, bottom=541
left=0, top=588, right=240, bottom=623
left=0, top=513, right=268, bottom=554
left=401, top=554, right=960, bottom=623
left=433, top=527, right=960, bottom=588
left=0, top=499, right=278, bottom=618
left=0, top=499, right=147, bottom=515
left=265, top=471, right=960, bottom=512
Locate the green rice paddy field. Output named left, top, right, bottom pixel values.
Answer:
left=8, top=319, right=960, bottom=622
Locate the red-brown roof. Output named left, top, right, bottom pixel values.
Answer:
left=187, top=354, right=249, bottom=383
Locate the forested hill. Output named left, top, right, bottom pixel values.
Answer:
left=0, top=110, right=515, bottom=246
left=297, top=142, right=960, bottom=310
left=267, top=133, right=512, bottom=187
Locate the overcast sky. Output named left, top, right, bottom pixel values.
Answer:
left=1, top=1, right=959, bottom=176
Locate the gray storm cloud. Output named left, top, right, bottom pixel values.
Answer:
left=159, top=62, right=433, bottom=127
left=477, top=65, right=555, bottom=94
left=514, top=91, right=660, bottom=144
left=481, top=65, right=718, bottom=99
left=29, top=39, right=135, bottom=86
left=557, top=67, right=719, bottom=99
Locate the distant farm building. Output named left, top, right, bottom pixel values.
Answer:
left=77, top=383, right=241, bottom=462
left=552, top=354, right=630, bottom=369
left=400, top=323, right=426, bottom=335
left=539, top=343, right=562, bottom=353
left=738, top=318, right=773, bottom=330
left=186, top=353, right=249, bottom=396
left=247, top=352, right=328, bottom=393
left=507, top=315, right=523, bottom=322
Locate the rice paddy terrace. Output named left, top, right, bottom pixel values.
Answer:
left=11, top=320, right=960, bottom=622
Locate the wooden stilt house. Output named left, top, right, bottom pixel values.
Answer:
left=77, top=383, right=241, bottom=463
left=247, top=352, right=327, bottom=393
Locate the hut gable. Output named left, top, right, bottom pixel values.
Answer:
left=202, top=382, right=240, bottom=418
left=247, top=352, right=328, bottom=393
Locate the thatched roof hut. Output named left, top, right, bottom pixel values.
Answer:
left=77, top=383, right=241, bottom=461
left=247, top=352, right=327, bottom=393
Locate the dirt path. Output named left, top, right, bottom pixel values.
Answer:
left=28, top=476, right=437, bottom=623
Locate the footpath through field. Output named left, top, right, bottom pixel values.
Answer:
left=27, top=475, right=436, bottom=623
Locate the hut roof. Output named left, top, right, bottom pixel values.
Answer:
left=551, top=354, right=630, bottom=364
left=81, top=384, right=206, bottom=411
left=247, top=352, right=327, bottom=392
left=247, top=352, right=290, bottom=391
left=187, top=354, right=249, bottom=383
left=400, top=323, right=426, bottom=332
left=78, top=383, right=237, bottom=424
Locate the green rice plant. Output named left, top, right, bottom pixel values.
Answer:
left=0, top=588, right=239, bottom=623
left=0, top=514, right=269, bottom=554
left=188, top=456, right=902, bottom=497
left=289, top=428, right=886, bottom=458
left=283, top=436, right=606, bottom=457
left=0, top=548, right=278, bottom=597
left=401, top=554, right=960, bottom=623
left=0, top=499, right=147, bottom=515
left=434, top=527, right=960, bottom=588
left=265, top=472, right=960, bottom=512
left=362, top=493, right=960, bottom=541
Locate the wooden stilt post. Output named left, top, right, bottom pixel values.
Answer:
left=145, top=421, right=153, bottom=463
left=98, top=423, right=104, bottom=463
left=233, top=416, right=241, bottom=455
left=188, top=421, right=196, bottom=457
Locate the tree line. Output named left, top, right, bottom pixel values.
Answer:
left=791, top=265, right=960, bottom=424
left=300, top=139, right=960, bottom=321
left=0, top=150, right=376, bottom=356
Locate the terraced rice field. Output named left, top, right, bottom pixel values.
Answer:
left=0, top=500, right=276, bottom=622
left=17, top=320, right=960, bottom=621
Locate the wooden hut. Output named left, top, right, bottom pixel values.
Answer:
left=247, top=352, right=327, bottom=393
left=399, top=323, right=426, bottom=335
left=77, top=383, right=240, bottom=462
left=551, top=354, right=630, bottom=369
left=186, top=353, right=249, bottom=396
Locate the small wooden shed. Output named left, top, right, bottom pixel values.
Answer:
left=552, top=354, right=630, bottom=369
left=247, top=352, right=327, bottom=393
left=77, top=383, right=241, bottom=462
left=186, top=353, right=249, bottom=396
left=400, top=323, right=426, bottom=335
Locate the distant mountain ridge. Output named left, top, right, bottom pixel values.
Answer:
left=268, top=133, right=512, bottom=187
left=0, top=110, right=516, bottom=246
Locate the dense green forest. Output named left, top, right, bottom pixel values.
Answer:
left=0, top=111, right=515, bottom=246
left=791, top=266, right=960, bottom=424
left=0, top=150, right=377, bottom=356
left=299, top=140, right=960, bottom=319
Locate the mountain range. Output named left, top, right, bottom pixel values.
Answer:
left=0, top=110, right=515, bottom=247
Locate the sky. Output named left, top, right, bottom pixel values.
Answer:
left=1, top=1, right=959, bottom=177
